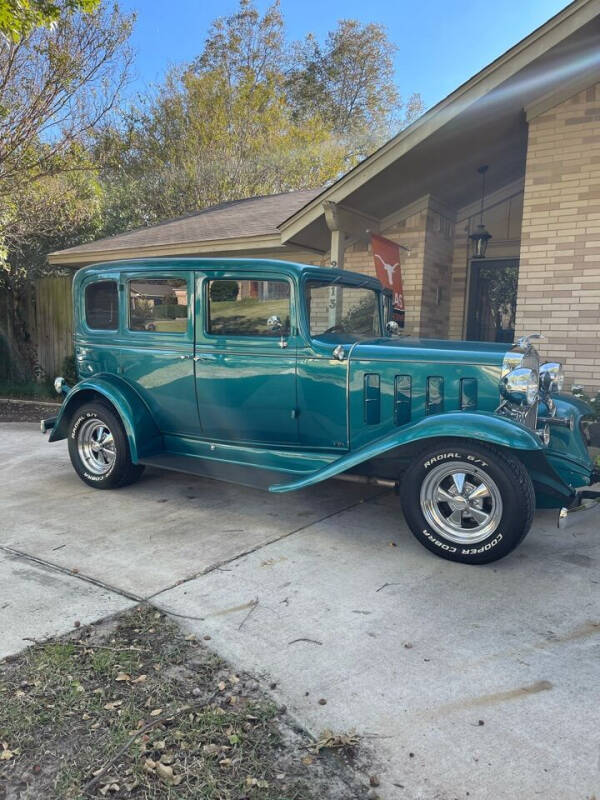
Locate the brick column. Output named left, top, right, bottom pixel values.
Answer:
left=516, top=82, right=600, bottom=392
left=341, top=197, right=454, bottom=338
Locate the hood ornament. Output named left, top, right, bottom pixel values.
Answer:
left=517, top=333, right=545, bottom=349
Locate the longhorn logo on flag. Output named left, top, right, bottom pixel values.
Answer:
left=371, top=234, right=405, bottom=322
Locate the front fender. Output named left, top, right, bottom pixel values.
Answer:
left=270, top=411, right=542, bottom=493
left=48, top=374, right=161, bottom=463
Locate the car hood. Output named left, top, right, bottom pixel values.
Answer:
left=350, top=337, right=512, bottom=367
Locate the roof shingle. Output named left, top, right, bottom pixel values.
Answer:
left=52, top=188, right=321, bottom=257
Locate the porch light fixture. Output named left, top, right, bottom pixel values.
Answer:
left=469, top=165, right=492, bottom=259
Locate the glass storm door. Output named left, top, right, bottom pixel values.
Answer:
left=466, top=259, right=519, bottom=343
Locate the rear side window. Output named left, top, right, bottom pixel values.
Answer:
left=207, top=279, right=290, bottom=337
left=128, top=278, right=188, bottom=333
left=85, top=281, right=118, bottom=330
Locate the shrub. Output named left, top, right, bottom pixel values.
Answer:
left=62, top=354, right=78, bottom=385
left=153, top=303, right=187, bottom=319
left=210, top=280, right=239, bottom=302
left=571, top=386, right=600, bottom=422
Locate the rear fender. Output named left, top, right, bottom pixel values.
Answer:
left=270, top=411, right=543, bottom=493
left=48, top=374, right=161, bottom=462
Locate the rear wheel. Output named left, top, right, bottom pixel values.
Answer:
left=67, top=402, right=144, bottom=489
left=400, top=440, right=535, bottom=564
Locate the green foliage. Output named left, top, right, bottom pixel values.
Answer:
left=0, top=378, right=55, bottom=400
left=210, top=280, right=240, bottom=302
left=95, top=0, right=421, bottom=234
left=1, top=169, right=104, bottom=286
left=571, top=386, right=600, bottom=422
left=0, top=1, right=133, bottom=285
left=287, top=20, right=423, bottom=156
left=61, top=353, right=78, bottom=385
left=340, top=294, right=379, bottom=335
left=153, top=303, right=188, bottom=319
left=0, top=0, right=99, bottom=41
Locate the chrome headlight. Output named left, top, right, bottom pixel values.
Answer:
left=500, top=367, right=539, bottom=406
left=54, top=376, right=65, bottom=394
left=539, top=362, right=564, bottom=394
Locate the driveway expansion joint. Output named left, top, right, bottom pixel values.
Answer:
left=0, top=545, right=143, bottom=604
left=146, top=488, right=390, bottom=610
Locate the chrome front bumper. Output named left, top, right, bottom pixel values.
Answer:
left=558, top=489, right=600, bottom=530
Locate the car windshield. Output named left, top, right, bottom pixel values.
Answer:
left=305, top=279, right=382, bottom=340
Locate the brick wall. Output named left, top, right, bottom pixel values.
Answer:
left=448, top=228, right=470, bottom=339
left=516, top=82, right=600, bottom=392
left=340, top=198, right=453, bottom=337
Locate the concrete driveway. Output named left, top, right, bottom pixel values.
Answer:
left=2, top=422, right=599, bottom=800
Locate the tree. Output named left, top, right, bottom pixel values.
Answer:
left=193, top=0, right=284, bottom=87
left=0, top=0, right=99, bottom=41
left=1, top=164, right=103, bottom=283
left=96, top=2, right=349, bottom=231
left=0, top=0, right=133, bottom=277
left=0, top=0, right=132, bottom=380
left=0, top=3, right=133, bottom=197
left=287, top=20, right=423, bottom=156
left=97, top=1, right=423, bottom=232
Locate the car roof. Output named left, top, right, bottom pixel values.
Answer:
left=74, top=257, right=384, bottom=291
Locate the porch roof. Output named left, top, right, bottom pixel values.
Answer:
left=280, top=0, right=600, bottom=251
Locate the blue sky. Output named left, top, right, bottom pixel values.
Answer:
left=119, top=0, right=569, bottom=110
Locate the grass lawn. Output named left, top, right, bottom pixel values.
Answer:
left=209, top=299, right=290, bottom=336
left=0, top=607, right=362, bottom=799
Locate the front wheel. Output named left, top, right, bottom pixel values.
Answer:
left=400, top=440, right=535, bottom=564
left=67, top=402, right=144, bottom=489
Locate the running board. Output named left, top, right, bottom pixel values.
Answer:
left=139, top=452, right=303, bottom=492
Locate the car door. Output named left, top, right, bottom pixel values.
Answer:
left=296, top=276, right=349, bottom=451
left=194, top=270, right=299, bottom=445
left=119, top=270, right=200, bottom=436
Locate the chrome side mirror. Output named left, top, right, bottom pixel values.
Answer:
left=386, top=320, right=400, bottom=336
left=266, top=315, right=283, bottom=332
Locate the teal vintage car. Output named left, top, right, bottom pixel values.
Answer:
left=42, top=258, right=599, bottom=564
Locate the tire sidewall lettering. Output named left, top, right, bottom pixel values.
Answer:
left=423, top=451, right=488, bottom=470
left=71, top=410, right=100, bottom=439
left=421, top=528, right=457, bottom=554
left=461, top=533, right=503, bottom=556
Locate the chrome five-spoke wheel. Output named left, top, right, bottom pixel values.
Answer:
left=420, top=461, right=503, bottom=545
left=77, top=418, right=116, bottom=475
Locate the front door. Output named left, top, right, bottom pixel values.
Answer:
left=466, top=258, right=519, bottom=343
left=194, top=272, right=299, bottom=445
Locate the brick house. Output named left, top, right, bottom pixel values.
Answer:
left=51, top=0, right=600, bottom=390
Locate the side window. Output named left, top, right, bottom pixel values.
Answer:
left=207, top=279, right=290, bottom=337
left=128, top=278, right=188, bottom=333
left=85, top=281, right=118, bottom=330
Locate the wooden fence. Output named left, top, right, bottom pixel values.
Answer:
left=34, top=275, right=74, bottom=377
left=0, top=275, right=73, bottom=382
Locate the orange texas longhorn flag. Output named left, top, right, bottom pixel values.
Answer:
left=371, top=233, right=405, bottom=313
